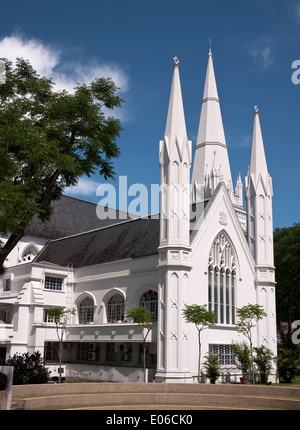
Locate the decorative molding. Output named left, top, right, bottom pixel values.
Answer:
left=170, top=251, right=180, bottom=261
left=170, top=330, right=177, bottom=340
left=219, top=211, right=227, bottom=225
left=170, top=298, right=178, bottom=309
left=182, top=252, right=189, bottom=261
left=259, top=270, right=267, bottom=278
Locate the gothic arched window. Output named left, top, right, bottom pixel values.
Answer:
left=140, top=290, right=158, bottom=321
left=78, top=297, right=94, bottom=324
left=208, top=232, right=237, bottom=325
left=22, top=246, right=38, bottom=262
left=107, top=294, right=125, bottom=323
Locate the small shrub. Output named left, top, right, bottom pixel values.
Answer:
left=276, top=348, right=300, bottom=383
left=203, top=352, right=221, bottom=384
left=231, top=341, right=251, bottom=377
left=6, top=351, right=50, bottom=385
left=253, top=346, right=273, bottom=384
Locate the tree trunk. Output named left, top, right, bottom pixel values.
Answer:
left=0, top=168, right=62, bottom=274
left=59, top=340, right=63, bottom=383
left=250, top=340, right=255, bottom=384
left=0, top=223, right=27, bottom=273
left=198, top=330, right=201, bottom=383
left=143, top=342, right=146, bottom=383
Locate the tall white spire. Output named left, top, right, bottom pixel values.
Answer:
left=245, top=105, right=273, bottom=265
left=164, top=56, right=188, bottom=146
left=248, top=105, right=270, bottom=189
left=192, top=47, right=233, bottom=200
left=159, top=56, right=192, bottom=247
left=156, top=57, right=193, bottom=383
left=245, top=106, right=276, bottom=357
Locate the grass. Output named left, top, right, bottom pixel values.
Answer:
left=273, top=376, right=300, bottom=387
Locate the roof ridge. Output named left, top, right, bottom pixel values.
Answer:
left=61, top=194, right=129, bottom=214
left=47, top=216, right=147, bottom=243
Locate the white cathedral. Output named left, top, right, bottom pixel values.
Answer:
left=0, top=48, right=277, bottom=383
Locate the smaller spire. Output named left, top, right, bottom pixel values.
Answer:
left=248, top=105, right=269, bottom=188
left=208, top=38, right=212, bottom=55
left=173, top=56, right=180, bottom=67
left=164, top=56, right=187, bottom=143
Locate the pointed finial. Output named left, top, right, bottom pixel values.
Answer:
left=254, top=104, right=259, bottom=114
left=173, top=56, right=180, bottom=67
left=208, top=39, right=212, bottom=55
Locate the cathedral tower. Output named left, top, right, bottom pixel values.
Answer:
left=245, top=106, right=277, bottom=355
left=156, top=57, right=193, bottom=383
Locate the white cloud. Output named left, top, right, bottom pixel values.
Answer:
left=245, top=37, right=274, bottom=70
left=250, top=46, right=273, bottom=70
left=64, top=177, right=100, bottom=196
left=0, top=33, right=129, bottom=100
left=0, top=34, right=60, bottom=76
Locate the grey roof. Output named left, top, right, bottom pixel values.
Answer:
left=35, top=217, right=160, bottom=268
left=25, top=195, right=132, bottom=240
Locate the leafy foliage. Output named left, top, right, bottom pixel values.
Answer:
left=235, top=304, right=267, bottom=339
left=125, top=306, right=155, bottom=328
left=203, top=352, right=221, bottom=384
left=231, top=341, right=252, bottom=376
left=276, top=348, right=300, bottom=383
left=235, top=304, right=267, bottom=383
left=182, top=304, right=217, bottom=330
left=182, top=304, right=217, bottom=383
left=0, top=57, right=123, bottom=271
left=6, top=351, right=50, bottom=385
left=253, top=346, right=274, bottom=383
left=46, top=308, right=76, bottom=382
left=274, top=224, right=300, bottom=349
left=125, top=306, right=155, bottom=382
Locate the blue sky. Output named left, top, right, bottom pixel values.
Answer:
left=0, top=0, right=299, bottom=228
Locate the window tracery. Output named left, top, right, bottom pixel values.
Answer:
left=208, top=232, right=236, bottom=325
left=107, top=293, right=125, bottom=323
left=140, top=290, right=158, bottom=321
left=78, top=296, right=94, bottom=324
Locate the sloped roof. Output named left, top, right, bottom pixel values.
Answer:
left=35, top=216, right=160, bottom=268
left=25, top=195, right=131, bottom=240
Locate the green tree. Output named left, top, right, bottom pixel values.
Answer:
left=6, top=351, right=50, bottom=385
left=125, top=306, right=156, bottom=382
left=0, top=58, right=123, bottom=272
left=253, top=346, right=274, bottom=384
left=203, top=352, right=221, bottom=384
left=46, top=308, right=76, bottom=382
left=182, top=304, right=217, bottom=383
left=276, top=348, right=300, bottom=383
left=274, top=224, right=300, bottom=349
left=231, top=341, right=252, bottom=378
left=235, top=304, right=267, bottom=384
